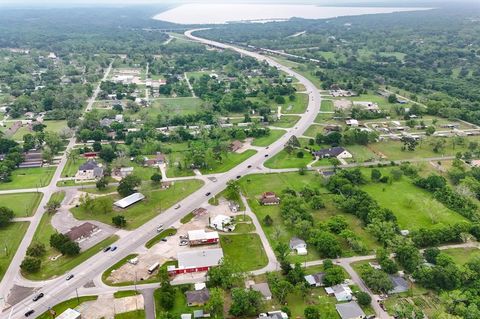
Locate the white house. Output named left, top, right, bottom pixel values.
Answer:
left=325, top=284, right=352, bottom=302
left=209, top=215, right=235, bottom=232
left=313, top=147, right=352, bottom=160
left=345, top=119, right=359, bottom=127
left=289, top=237, right=307, bottom=255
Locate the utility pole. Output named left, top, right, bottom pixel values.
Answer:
left=75, top=288, right=79, bottom=305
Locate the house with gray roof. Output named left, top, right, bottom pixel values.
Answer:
left=304, top=272, right=325, bottom=287
left=75, top=160, right=104, bottom=181
left=251, top=282, right=272, bottom=300
left=335, top=301, right=366, bottom=319
left=186, top=288, right=210, bottom=307
left=313, top=147, right=352, bottom=159
left=389, top=274, right=409, bottom=294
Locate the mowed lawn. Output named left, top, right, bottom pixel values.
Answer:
left=252, top=129, right=286, bottom=147
left=264, top=149, right=314, bottom=169
left=114, top=310, right=146, bottom=319
left=442, top=248, right=480, bottom=265
left=321, top=100, right=334, bottom=112
left=71, top=179, right=204, bottom=229
left=303, top=124, right=324, bottom=137
left=0, top=167, right=56, bottom=190
left=0, top=192, right=43, bottom=217
left=361, top=172, right=467, bottom=230
left=220, top=234, right=268, bottom=272
left=0, top=222, right=29, bottom=281
left=272, top=115, right=300, bottom=128
left=142, top=97, right=204, bottom=117
left=200, top=150, right=256, bottom=174
left=282, top=93, right=308, bottom=114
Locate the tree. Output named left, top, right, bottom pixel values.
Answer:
left=20, top=256, right=41, bottom=273
left=401, top=136, right=418, bottom=152
left=425, top=126, right=436, bottom=136
left=112, top=215, right=127, bottom=228
left=117, top=175, right=141, bottom=197
left=225, top=180, right=240, bottom=202
left=229, top=288, right=263, bottom=317
left=296, top=151, right=304, bottom=158
left=205, top=288, right=224, bottom=319
left=304, top=306, right=321, bottom=319
left=324, top=266, right=346, bottom=286
left=0, top=207, right=15, bottom=227
left=96, top=177, right=108, bottom=190
left=310, top=231, right=341, bottom=258
left=395, top=242, right=422, bottom=273
left=207, top=258, right=244, bottom=290
left=424, top=247, right=441, bottom=264
left=371, top=169, right=382, bottom=182
left=45, top=199, right=61, bottom=214
left=360, top=265, right=394, bottom=294
left=263, top=214, right=273, bottom=226
left=94, top=196, right=113, bottom=215
left=267, top=273, right=293, bottom=304
left=151, top=173, right=162, bottom=184
left=26, top=242, right=46, bottom=257
left=388, top=94, right=397, bottom=103
left=50, top=233, right=80, bottom=256
left=99, top=145, right=117, bottom=163
left=355, top=291, right=372, bottom=306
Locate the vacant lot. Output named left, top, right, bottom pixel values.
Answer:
left=361, top=168, right=467, bottom=230
left=0, top=167, right=55, bottom=190
left=272, top=115, right=300, bottom=128
left=220, top=233, right=268, bottom=271
left=200, top=150, right=256, bottom=174
left=142, top=97, right=204, bottom=117
left=71, top=179, right=204, bottom=229
left=282, top=93, right=308, bottom=114
left=0, top=222, right=29, bottom=281
left=264, top=149, right=314, bottom=169
left=442, top=247, right=480, bottom=265
left=0, top=192, right=43, bottom=217
left=252, top=129, right=285, bottom=147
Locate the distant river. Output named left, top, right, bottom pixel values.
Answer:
left=153, top=4, right=430, bottom=24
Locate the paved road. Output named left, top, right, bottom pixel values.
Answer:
left=0, top=29, right=322, bottom=319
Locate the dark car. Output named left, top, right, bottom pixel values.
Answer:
left=110, top=246, right=117, bottom=252
left=247, top=165, right=252, bottom=168
left=32, top=293, right=44, bottom=302
left=206, top=192, right=211, bottom=196
left=161, top=238, right=168, bottom=242
left=25, top=310, right=35, bottom=317
left=264, top=154, right=269, bottom=157
left=236, top=175, right=241, bottom=179
left=103, top=246, right=111, bottom=252
left=66, top=274, right=74, bottom=281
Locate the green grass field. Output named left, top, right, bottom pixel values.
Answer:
left=61, top=157, right=83, bottom=177
left=0, top=222, right=29, bottom=281
left=141, top=97, right=204, bottom=117
left=282, top=93, right=308, bottom=114
left=361, top=168, right=467, bottom=230
left=442, top=248, right=480, bottom=265
left=44, top=120, right=68, bottom=134
left=0, top=167, right=55, bottom=190
left=321, top=100, right=334, bottom=112
left=0, top=192, right=43, bottom=217
left=37, top=296, right=98, bottom=319
left=272, top=115, right=300, bottom=128
left=200, top=150, right=257, bottom=174
left=303, top=124, right=324, bottom=138
left=114, top=290, right=139, bottom=298
left=252, top=129, right=285, bottom=147
left=264, top=149, right=314, bottom=169
left=220, top=233, right=268, bottom=271
left=155, top=285, right=202, bottom=318
left=145, top=228, right=177, bottom=249
left=115, top=310, right=146, bottom=319
left=71, top=179, right=204, bottom=229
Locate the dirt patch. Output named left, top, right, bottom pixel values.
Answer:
left=334, top=99, right=352, bottom=110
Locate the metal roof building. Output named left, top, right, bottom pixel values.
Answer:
left=113, top=192, right=145, bottom=209
left=56, top=308, right=81, bottom=319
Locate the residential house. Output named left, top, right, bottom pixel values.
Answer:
left=389, top=275, right=409, bottom=294
left=114, top=167, right=134, bottom=178
left=345, top=119, right=359, bottom=127
left=325, top=284, right=352, bottom=302
left=304, top=272, right=325, bottom=287
left=145, top=152, right=167, bottom=167
left=75, top=160, right=104, bottom=181
left=289, top=237, right=307, bottom=255
left=19, top=150, right=43, bottom=168
left=335, top=301, right=366, bottom=319
left=186, top=288, right=210, bottom=307
left=251, top=282, right=272, bottom=300
left=258, top=311, right=289, bottom=319
left=313, top=147, right=352, bottom=160
left=210, top=215, right=235, bottom=232
left=260, top=192, right=280, bottom=206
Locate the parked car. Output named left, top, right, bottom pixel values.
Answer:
left=32, top=293, right=44, bottom=302
left=179, top=240, right=188, bottom=246
left=174, top=204, right=181, bottom=209
left=247, top=165, right=252, bottom=168
left=161, top=238, right=167, bottom=242
left=157, top=224, right=164, bottom=232
left=264, top=154, right=269, bottom=157
left=236, top=175, right=241, bottom=179
left=103, top=246, right=111, bottom=252
left=66, top=274, right=74, bottom=281
left=205, top=192, right=211, bottom=196
left=24, top=310, right=35, bottom=317
left=110, top=246, right=117, bottom=252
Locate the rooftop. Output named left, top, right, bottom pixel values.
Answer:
left=335, top=301, right=365, bottom=319
left=113, top=192, right=145, bottom=209
left=177, top=248, right=224, bottom=269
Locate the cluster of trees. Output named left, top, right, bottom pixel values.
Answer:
left=99, top=81, right=137, bottom=100
left=0, top=137, right=24, bottom=183
left=50, top=233, right=80, bottom=256
left=0, top=206, right=15, bottom=227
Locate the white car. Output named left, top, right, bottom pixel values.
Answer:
left=157, top=224, right=164, bottom=232
left=174, top=204, right=181, bottom=209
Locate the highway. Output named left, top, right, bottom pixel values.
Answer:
left=0, top=29, right=322, bottom=319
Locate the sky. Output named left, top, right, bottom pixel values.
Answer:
left=0, top=0, right=469, bottom=7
